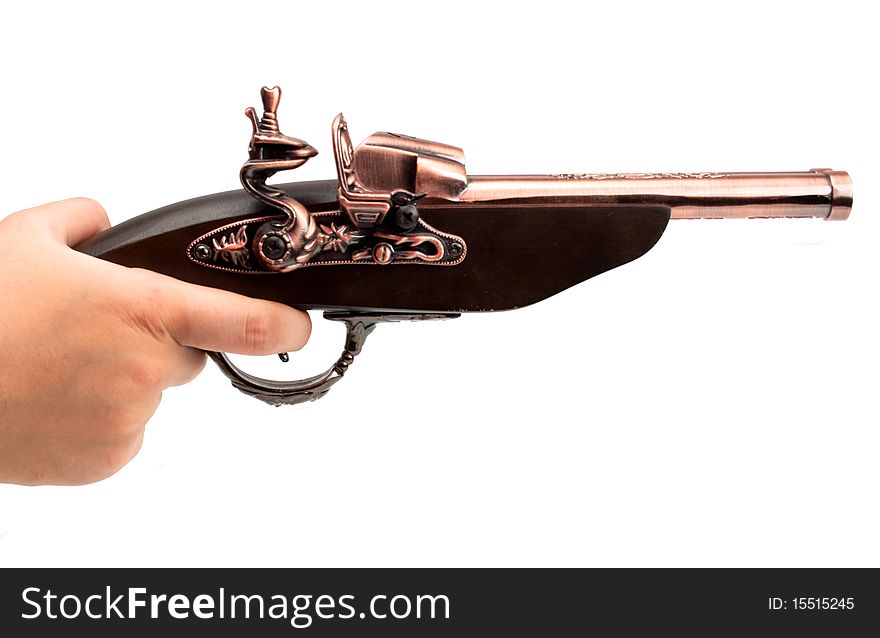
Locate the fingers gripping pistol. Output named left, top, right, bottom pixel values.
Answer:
left=76, top=86, right=853, bottom=405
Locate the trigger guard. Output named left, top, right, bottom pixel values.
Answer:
left=207, top=311, right=459, bottom=407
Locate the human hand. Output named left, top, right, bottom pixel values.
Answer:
left=0, top=198, right=311, bottom=486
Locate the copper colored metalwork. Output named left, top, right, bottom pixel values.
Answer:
left=240, top=86, right=319, bottom=271
left=456, top=170, right=851, bottom=220
left=229, top=88, right=467, bottom=275
left=810, top=168, right=853, bottom=221
left=211, top=225, right=251, bottom=269
left=351, top=231, right=445, bottom=263
left=187, top=212, right=465, bottom=273
left=332, top=113, right=467, bottom=228
left=77, top=84, right=853, bottom=406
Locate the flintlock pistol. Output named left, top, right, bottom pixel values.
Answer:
left=76, top=86, right=853, bottom=405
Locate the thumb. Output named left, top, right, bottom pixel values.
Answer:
left=148, top=272, right=311, bottom=355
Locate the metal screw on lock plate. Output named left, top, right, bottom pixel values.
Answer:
left=261, top=234, right=289, bottom=261
left=395, top=204, right=420, bottom=231
left=193, top=243, right=212, bottom=261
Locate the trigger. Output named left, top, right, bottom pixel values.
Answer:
left=207, top=311, right=459, bottom=406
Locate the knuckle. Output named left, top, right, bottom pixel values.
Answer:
left=131, top=270, right=165, bottom=308
left=68, top=196, right=106, bottom=215
left=66, top=427, right=145, bottom=485
left=98, top=356, right=168, bottom=405
left=244, top=310, right=274, bottom=352
left=94, top=438, right=142, bottom=482
left=117, top=271, right=170, bottom=341
left=126, top=360, right=168, bottom=394
left=93, top=402, right=144, bottom=440
left=2, top=209, right=30, bottom=231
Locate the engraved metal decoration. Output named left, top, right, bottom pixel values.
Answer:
left=212, top=225, right=252, bottom=269
left=188, top=86, right=467, bottom=272
left=320, top=223, right=363, bottom=253
left=240, top=86, right=320, bottom=272
left=351, top=232, right=445, bottom=263
left=552, top=172, right=730, bottom=180
left=207, top=312, right=459, bottom=406
left=187, top=212, right=466, bottom=273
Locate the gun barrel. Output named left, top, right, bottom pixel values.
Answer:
left=459, top=169, right=851, bottom=220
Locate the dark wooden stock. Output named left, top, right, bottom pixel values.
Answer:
left=75, top=180, right=671, bottom=313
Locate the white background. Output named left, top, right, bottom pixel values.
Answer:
left=0, top=1, right=876, bottom=567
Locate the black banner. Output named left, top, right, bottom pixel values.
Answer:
left=1, top=569, right=877, bottom=636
